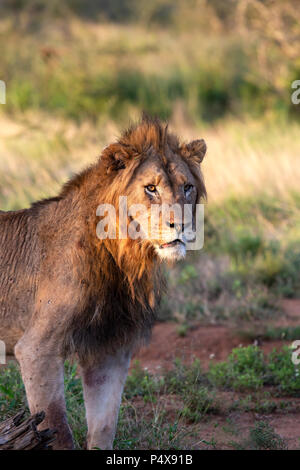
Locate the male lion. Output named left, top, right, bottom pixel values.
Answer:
left=0, top=116, right=206, bottom=449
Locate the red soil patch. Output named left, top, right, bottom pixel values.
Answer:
left=1, top=299, right=300, bottom=449
left=192, top=411, right=300, bottom=450
left=130, top=392, right=300, bottom=449
left=133, top=323, right=289, bottom=373
left=132, top=299, right=300, bottom=449
left=134, top=299, right=300, bottom=373
left=279, top=299, right=300, bottom=325
left=134, top=324, right=241, bottom=372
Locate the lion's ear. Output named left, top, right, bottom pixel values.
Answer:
left=101, top=143, right=131, bottom=173
left=180, top=139, right=207, bottom=164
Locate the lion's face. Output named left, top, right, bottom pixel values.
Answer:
left=101, top=119, right=206, bottom=262
left=124, top=151, right=199, bottom=261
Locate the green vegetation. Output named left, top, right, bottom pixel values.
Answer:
left=163, top=192, right=300, bottom=326
left=0, top=345, right=299, bottom=448
left=208, top=345, right=300, bottom=396
left=231, top=421, right=288, bottom=450
left=208, top=346, right=266, bottom=391
left=241, top=326, right=300, bottom=342
left=248, top=421, right=287, bottom=450
left=0, top=1, right=299, bottom=123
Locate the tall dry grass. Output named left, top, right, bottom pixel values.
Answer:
left=0, top=111, right=299, bottom=211
left=0, top=10, right=299, bottom=210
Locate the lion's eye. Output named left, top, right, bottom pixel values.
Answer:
left=145, top=185, right=156, bottom=193
left=184, top=184, right=193, bottom=193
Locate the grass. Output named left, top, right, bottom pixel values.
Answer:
left=0, top=11, right=295, bottom=124
left=208, top=345, right=300, bottom=396
left=208, top=346, right=266, bottom=391
left=1, top=345, right=299, bottom=449
left=163, top=189, right=300, bottom=325
left=240, top=326, right=300, bottom=343
left=231, top=421, right=288, bottom=450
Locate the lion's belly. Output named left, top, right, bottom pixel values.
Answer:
left=0, top=288, right=35, bottom=354
left=0, top=210, right=39, bottom=352
left=0, top=324, right=24, bottom=355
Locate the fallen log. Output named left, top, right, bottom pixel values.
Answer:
left=0, top=410, right=56, bottom=450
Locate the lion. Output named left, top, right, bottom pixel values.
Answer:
left=0, top=116, right=206, bottom=449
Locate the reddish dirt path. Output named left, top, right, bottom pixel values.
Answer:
left=135, top=324, right=243, bottom=372
left=133, top=323, right=288, bottom=373
left=133, top=299, right=300, bottom=449
left=191, top=411, right=300, bottom=450
left=134, top=299, right=300, bottom=373
left=279, top=299, right=300, bottom=324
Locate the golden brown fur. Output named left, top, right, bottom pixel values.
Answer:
left=0, top=116, right=207, bottom=449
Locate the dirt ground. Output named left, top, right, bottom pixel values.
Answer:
left=134, top=299, right=300, bottom=372
left=2, top=299, right=299, bottom=449
left=133, top=299, right=300, bottom=449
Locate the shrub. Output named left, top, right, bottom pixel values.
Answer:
left=209, top=346, right=266, bottom=391
left=267, top=346, right=300, bottom=396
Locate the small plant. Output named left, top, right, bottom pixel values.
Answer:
left=231, top=421, right=287, bottom=450
left=181, top=386, right=220, bottom=422
left=163, top=359, right=208, bottom=395
left=267, top=346, right=300, bottom=396
left=253, top=400, right=277, bottom=414
left=176, top=324, right=189, bottom=337
left=244, top=326, right=300, bottom=342
left=116, top=405, right=191, bottom=450
left=124, top=361, right=163, bottom=401
left=209, top=345, right=266, bottom=391
left=0, top=363, right=27, bottom=419
left=64, top=362, right=86, bottom=448
left=249, top=421, right=287, bottom=450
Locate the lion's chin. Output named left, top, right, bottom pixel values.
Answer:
left=155, top=240, right=186, bottom=261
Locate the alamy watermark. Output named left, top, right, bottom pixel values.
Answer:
left=291, top=80, right=300, bottom=105
left=291, top=340, right=300, bottom=365
left=0, top=80, right=6, bottom=104
left=0, top=340, right=6, bottom=364
left=96, top=198, right=204, bottom=251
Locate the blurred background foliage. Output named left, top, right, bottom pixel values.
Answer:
left=0, top=0, right=299, bottom=122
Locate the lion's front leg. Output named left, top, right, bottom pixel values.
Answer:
left=80, top=348, right=131, bottom=450
left=15, top=333, right=74, bottom=450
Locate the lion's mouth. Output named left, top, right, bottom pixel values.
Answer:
left=159, top=239, right=185, bottom=249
